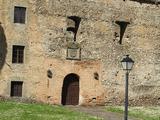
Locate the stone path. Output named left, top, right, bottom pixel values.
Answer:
left=66, top=106, right=139, bottom=120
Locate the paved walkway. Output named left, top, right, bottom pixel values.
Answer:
left=66, top=106, right=139, bottom=120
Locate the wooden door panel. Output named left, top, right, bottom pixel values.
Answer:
left=62, top=74, right=79, bottom=105
left=66, top=83, right=79, bottom=105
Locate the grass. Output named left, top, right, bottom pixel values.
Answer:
left=106, top=106, right=160, bottom=120
left=0, top=101, right=101, bottom=120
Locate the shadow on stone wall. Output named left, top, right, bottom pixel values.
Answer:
left=130, top=0, right=160, bottom=4
left=0, top=23, right=7, bottom=72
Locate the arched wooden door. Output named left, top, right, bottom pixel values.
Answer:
left=61, top=73, right=79, bottom=105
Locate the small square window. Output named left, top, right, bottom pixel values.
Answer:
left=11, top=81, right=23, bottom=97
left=14, top=6, right=26, bottom=24
left=12, top=45, right=25, bottom=63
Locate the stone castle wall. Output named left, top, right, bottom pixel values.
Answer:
left=0, top=0, right=160, bottom=105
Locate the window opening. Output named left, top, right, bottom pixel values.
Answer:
left=11, top=81, right=23, bottom=97
left=14, top=6, right=26, bottom=23
left=115, top=21, right=130, bottom=44
left=12, top=45, right=25, bottom=63
left=67, top=16, right=81, bottom=41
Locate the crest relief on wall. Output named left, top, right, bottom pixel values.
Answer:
left=66, top=41, right=81, bottom=60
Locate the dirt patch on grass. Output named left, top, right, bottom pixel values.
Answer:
left=66, top=106, right=138, bottom=120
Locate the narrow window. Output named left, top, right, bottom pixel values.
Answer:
left=12, top=45, right=25, bottom=63
left=115, top=21, right=130, bottom=44
left=94, top=72, right=99, bottom=80
left=67, top=16, right=81, bottom=41
left=14, top=6, right=26, bottom=24
left=11, top=81, right=23, bottom=97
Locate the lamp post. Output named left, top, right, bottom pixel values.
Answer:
left=121, top=55, right=134, bottom=120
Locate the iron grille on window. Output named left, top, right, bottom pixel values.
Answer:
left=12, top=45, right=24, bottom=63
left=14, top=6, right=26, bottom=23
left=11, top=81, right=23, bottom=97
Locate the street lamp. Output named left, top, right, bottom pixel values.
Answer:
left=121, top=55, right=134, bottom=120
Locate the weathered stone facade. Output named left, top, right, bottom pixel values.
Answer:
left=0, top=0, right=160, bottom=105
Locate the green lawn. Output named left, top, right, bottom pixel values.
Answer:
left=0, top=101, right=100, bottom=120
left=106, top=106, right=160, bottom=120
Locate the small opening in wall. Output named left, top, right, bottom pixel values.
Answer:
left=67, top=16, right=81, bottom=41
left=67, top=16, right=81, bottom=29
left=47, top=96, right=51, bottom=99
left=130, top=0, right=160, bottom=5
left=115, top=21, right=130, bottom=44
left=47, top=69, right=53, bottom=78
left=92, top=97, right=96, bottom=100
left=94, top=72, right=99, bottom=80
